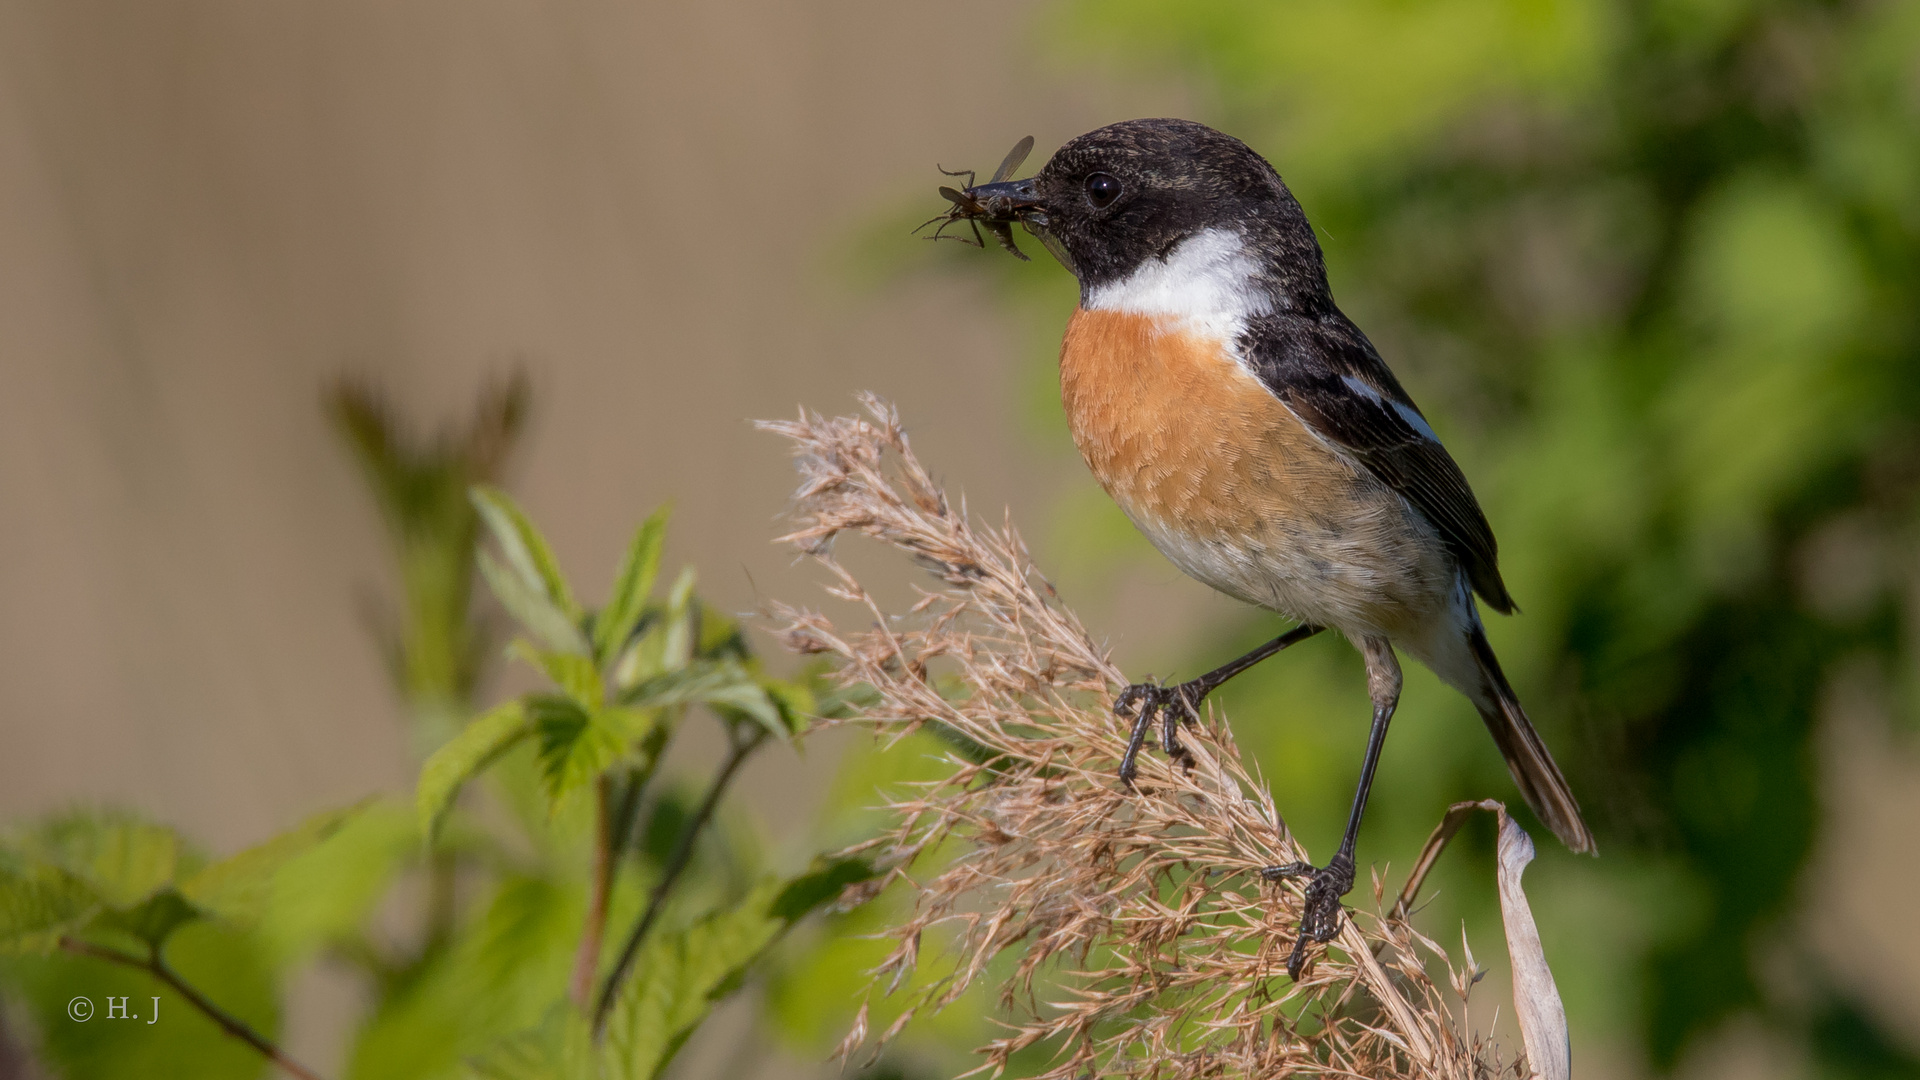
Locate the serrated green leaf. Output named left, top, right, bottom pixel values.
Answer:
left=660, top=568, right=697, bottom=672
left=595, top=706, right=656, bottom=743
left=622, top=657, right=764, bottom=714
left=701, top=686, right=786, bottom=740
left=609, top=632, right=653, bottom=691
left=602, top=878, right=787, bottom=1080
left=471, top=486, right=580, bottom=620
left=595, top=507, right=670, bottom=666
left=12, top=916, right=279, bottom=1080
left=347, top=872, right=576, bottom=1080
left=480, top=550, right=591, bottom=656
left=467, top=1004, right=595, bottom=1080
left=529, top=696, right=625, bottom=805
left=101, top=886, right=202, bottom=947
left=619, top=660, right=782, bottom=737
left=419, top=701, right=531, bottom=840
left=259, top=798, right=417, bottom=964
left=509, top=641, right=602, bottom=706
left=0, top=864, right=100, bottom=953
left=609, top=570, right=699, bottom=691
left=15, top=813, right=182, bottom=909
left=179, top=801, right=368, bottom=924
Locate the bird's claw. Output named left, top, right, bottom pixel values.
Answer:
left=1113, top=680, right=1202, bottom=786
left=1263, top=854, right=1355, bottom=979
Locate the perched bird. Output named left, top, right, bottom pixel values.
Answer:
left=944, top=118, right=1594, bottom=976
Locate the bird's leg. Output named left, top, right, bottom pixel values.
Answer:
left=1263, top=638, right=1401, bottom=979
left=1113, top=625, right=1322, bottom=786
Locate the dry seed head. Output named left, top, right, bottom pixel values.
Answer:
left=761, top=396, right=1532, bottom=1080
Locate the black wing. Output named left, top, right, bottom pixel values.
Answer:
left=1242, top=312, right=1516, bottom=613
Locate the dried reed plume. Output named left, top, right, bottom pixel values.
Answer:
left=761, top=396, right=1548, bottom=1080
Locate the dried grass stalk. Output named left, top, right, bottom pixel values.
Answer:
left=761, top=396, right=1526, bottom=1080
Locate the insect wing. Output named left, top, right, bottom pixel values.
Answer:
left=990, top=135, right=1035, bottom=184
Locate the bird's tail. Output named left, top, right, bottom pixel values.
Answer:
left=1466, top=626, right=1596, bottom=854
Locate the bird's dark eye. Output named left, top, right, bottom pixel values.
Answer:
left=1085, top=172, right=1122, bottom=208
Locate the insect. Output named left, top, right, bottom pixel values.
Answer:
left=917, top=135, right=1043, bottom=260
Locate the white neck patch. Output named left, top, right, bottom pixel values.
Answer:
left=1084, top=228, right=1273, bottom=344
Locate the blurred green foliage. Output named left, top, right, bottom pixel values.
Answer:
left=5, top=921, right=277, bottom=1080
left=939, top=0, right=1920, bottom=1074
left=331, top=376, right=528, bottom=747
left=0, top=384, right=871, bottom=1080
left=0, top=809, right=325, bottom=1080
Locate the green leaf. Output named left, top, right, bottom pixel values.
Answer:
left=694, top=603, right=746, bottom=660
left=467, top=1005, right=594, bottom=1080
left=609, top=569, right=699, bottom=690
left=595, top=507, right=670, bottom=665
left=15, top=801, right=375, bottom=952
left=479, top=550, right=591, bottom=656
left=620, top=660, right=785, bottom=738
left=768, top=856, right=876, bottom=921
left=0, top=864, right=99, bottom=953
left=595, top=706, right=656, bottom=744
left=348, top=873, right=577, bottom=1080
left=760, top=677, right=817, bottom=738
left=601, top=878, right=787, bottom=1080
left=0, top=814, right=205, bottom=950
left=599, top=861, right=866, bottom=1080
left=9, top=917, right=280, bottom=1080
left=510, top=641, right=602, bottom=706
left=703, top=688, right=786, bottom=740
left=179, top=801, right=368, bottom=924
left=459, top=864, right=878, bottom=1080
left=258, top=799, right=418, bottom=965
left=471, top=486, right=580, bottom=619
left=529, top=696, right=626, bottom=805
left=102, top=886, right=202, bottom=947
left=660, top=568, right=697, bottom=672
left=15, top=813, right=182, bottom=909
left=418, top=701, right=531, bottom=840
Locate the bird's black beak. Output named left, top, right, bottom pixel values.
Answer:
left=964, top=179, right=1048, bottom=226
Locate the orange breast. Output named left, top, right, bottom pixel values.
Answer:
left=1058, top=308, right=1356, bottom=541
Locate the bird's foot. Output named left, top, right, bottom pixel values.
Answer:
left=1113, top=678, right=1208, bottom=786
left=1262, top=854, right=1355, bottom=979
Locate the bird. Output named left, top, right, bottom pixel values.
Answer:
left=943, top=117, right=1595, bottom=977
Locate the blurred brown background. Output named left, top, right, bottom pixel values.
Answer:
left=0, top=0, right=1197, bottom=844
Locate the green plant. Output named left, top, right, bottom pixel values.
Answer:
left=0, top=808, right=360, bottom=1080
left=0, top=383, right=875, bottom=1080
left=402, top=481, right=874, bottom=1078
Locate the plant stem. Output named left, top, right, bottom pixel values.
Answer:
left=570, top=728, right=671, bottom=1010
left=591, top=725, right=768, bottom=1036
left=570, top=775, right=615, bottom=1009
left=59, top=936, right=326, bottom=1080
left=424, top=847, right=458, bottom=956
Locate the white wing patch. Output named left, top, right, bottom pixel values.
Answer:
left=1084, top=228, right=1272, bottom=348
left=1339, top=374, right=1441, bottom=442
left=1392, top=400, right=1439, bottom=442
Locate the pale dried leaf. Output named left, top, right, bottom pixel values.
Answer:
left=1496, top=810, right=1570, bottom=1080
